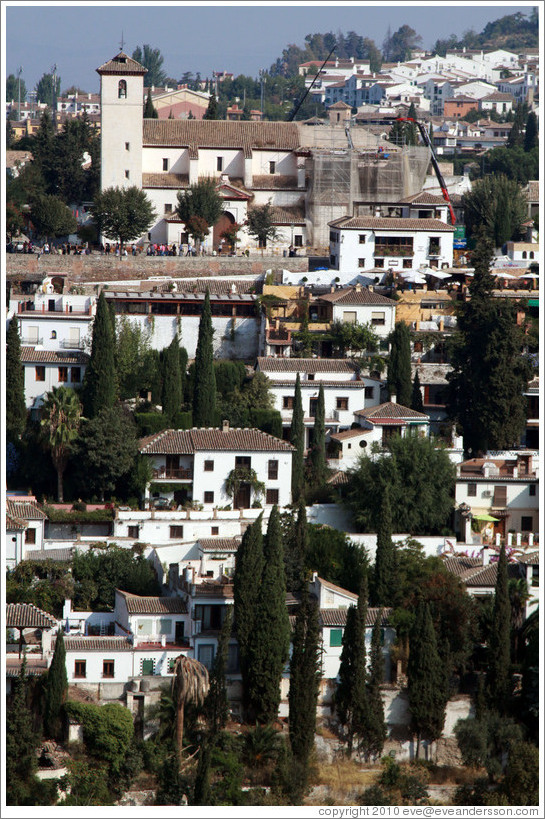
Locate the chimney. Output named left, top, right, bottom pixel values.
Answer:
left=354, top=283, right=362, bottom=292
left=390, top=392, right=397, bottom=403
left=482, top=545, right=492, bottom=566
left=222, top=419, right=229, bottom=433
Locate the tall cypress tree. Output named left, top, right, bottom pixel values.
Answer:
left=44, top=628, right=68, bottom=741
left=407, top=602, right=448, bottom=757
left=248, top=506, right=291, bottom=723
left=335, top=576, right=369, bottom=755
left=362, top=610, right=387, bottom=761
left=285, top=499, right=308, bottom=593
left=162, top=336, right=182, bottom=424
left=192, top=290, right=217, bottom=427
left=387, top=322, right=412, bottom=407
left=372, top=485, right=397, bottom=607
left=524, top=112, right=538, bottom=152
left=192, top=740, right=211, bottom=805
left=143, top=88, right=158, bottom=118
left=290, top=373, right=305, bottom=502
left=233, top=515, right=264, bottom=718
left=203, top=93, right=218, bottom=120
left=6, top=316, right=27, bottom=441
left=6, top=657, right=39, bottom=805
left=411, top=370, right=424, bottom=413
left=82, top=291, right=117, bottom=418
left=486, top=543, right=512, bottom=714
left=310, top=382, right=327, bottom=486
left=288, top=591, right=321, bottom=787
left=204, top=607, right=233, bottom=737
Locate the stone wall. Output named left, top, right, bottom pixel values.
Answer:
left=6, top=253, right=309, bottom=285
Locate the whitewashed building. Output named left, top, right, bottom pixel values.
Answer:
left=12, top=292, right=95, bottom=353
left=6, top=496, right=48, bottom=567
left=20, top=347, right=88, bottom=411
left=312, top=285, right=397, bottom=339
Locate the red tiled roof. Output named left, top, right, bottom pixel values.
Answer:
left=252, top=175, right=298, bottom=189
left=118, top=592, right=188, bottom=614
left=329, top=216, right=455, bottom=232
left=142, top=172, right=189, bottom=188
left=143, top=120, right=301, bottom=154
left=199, top=537, right=241, bottom=552
left=517, top=551, right=539, bottom=565
left=6, top=513, right=28, bottom=530
left=56, top=636, right=134, bottom=651
left=140, top=427, right=294, bottom=454
left=20, top=348, right=89, bottom=365
left=318, top=288, right=396, bottom=306
left=400, top=192, right=449, bottom=205
left=320, top=607, right=392, bottom=627
left=257, top=357, right=358, bottom=374
left=327, top=470, right=350, bottom=485
left=270, top=380, right=367, bottom=389
left=354, top=401, right=429, bottom=420
left=6, top=658, right=48, bottom=677
left=25, top=548, right=75, bottom=562
left=6, top=497, right=48, bottom=520
left=330, top=427, right=372, bottom=441
left=7, top=603, right=57, bottom=629
left=96, top=52, right=147, bottom=76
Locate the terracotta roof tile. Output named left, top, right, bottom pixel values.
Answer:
left=96, top=51, right=147, bottom=75
left=327, top=470, right=350, bottom=485
left=252, top=175, right=298, bottom=189
left=400, top=192, right=449, bottom=205
left=143, top=120, right=301, bottom=154
left=330, top=427, right=372, bottom=441
left=6, top=513, right=28, bottom=530
left=192, top=581, right=234, bottom=598
left=142, top=172, right=189, bottom=188
left=270, top=380, right=367, bottom=389
left=355, top=401, right=429, bottom=420
left=257, top=357, right=358, bottom=374
left=329, top=216, right=455, bottom=232
left=118, top=592, right=188, bottom=614
left=517, top=551, right=539, bottom=565
left=6, top=498, right=48, bottom=520
left=25, top=548, right=75, bottom=562
left=7, top=603, right=58, bottom=629
left=20, top=348, right=89, bottom=365
left=320, top=607, right=392, bottom=626
left=318, top=288, right=396, bottom=306
left=6, top=658, right=49, bottom=677
left=140, top=427, right=294, bottom=454
left=199, top=537, right=241, bottom=552
left=56, top=636, right=134, bottom=651
left=264, top=205, right=306, bottom=224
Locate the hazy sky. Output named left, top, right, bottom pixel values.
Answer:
left=5, top=2, right=537, bottom=94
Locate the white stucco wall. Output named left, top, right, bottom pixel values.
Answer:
left=101, top=71, right=144, bottom=191
left=330, top=226, right=454, bottom=275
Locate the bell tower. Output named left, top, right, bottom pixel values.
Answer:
left=96, top=51, right=147, bottom=192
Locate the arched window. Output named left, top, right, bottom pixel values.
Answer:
left=51, top=330, right=57, bottom=339
left=529, top=251, right=534, bottom=259
left=118, top=80, right=127, bottom=99
left=522, top=251, right=527, bottom=259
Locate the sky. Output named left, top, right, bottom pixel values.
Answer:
left=4, top=1, right=538, bottom=94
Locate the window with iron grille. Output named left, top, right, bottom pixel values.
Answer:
left=268, top=460, right=278, bottom=480
left=204, top=491, right=214, bottom=504
left=170, top=525, right=184, bottom=539
left=266, top=488, right=279, bottom=505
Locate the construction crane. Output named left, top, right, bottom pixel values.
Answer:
left=287, top=45, right=336, bottom=122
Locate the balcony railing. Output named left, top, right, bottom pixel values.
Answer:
left=60, top=339, right=84, bottom=349
left=153, top=467, right=193, bottom=480
left=22, top=336, right=43, bottom=346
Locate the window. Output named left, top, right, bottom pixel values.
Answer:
left=375, top=236, right=413, bottom=256
left=359, top=234, right=366, bottom=244
left=375, top=259, right=384, bottom=268
left=529, top=484, right=536, bottom=496
left=103, top=660, right=114, bottom=678
left=125, top=170, right=130, bottom=179
left=403, top=258, right=412, bottom=269
left=269, top=161, right=276, bottom=174
left=25, top=528, right=36, bottom=545
left=467, top=483, right=477, bottom=497
left=204, top=460, right=214, bottom=472
left=294, top=235, right=303, bottom=247
left=211, top=526, right=219, bottom=535
left=329, top=231, right=339, bottom=243
left=162, top=158, right=169, bottom=171
left=330, top=629, right=343, bottom=647
left=521, top=516, right=533, bottom=532
left=330, top=255, right=337, bottom=266
left=170, top=525, right=184, bottom=539
left=128, top=525, right=139, bottom=538
left=307, top=373, right=315, bottom=381
left=204, top=491, right=214, bottom=504
left=159, top=619, right=172, bottom=635
left=141, top=659, right=155, bottom=675
left=58, top=367, right=69, bottom=382
left=137, top=619, right=153, bottom=636
left=493, top=486, right=507, bottom=506
left=266, top=488, right=279, bottom=505
left=165, top=203, right=173, bottom=213
left=35, top=366, right=46, bottom=382
left=343, top=311, right=357, bottom=324
left=371, top=312, right=386, bottom=326
left=358, top=258, right=366, bottom=268
left=51, top=330, right=57, bottom=339
left=336, top=397, right=349, bottom=411
left=217, top=156, right=223, bottom=172
left=75, top=660, right=86, bottom=678
left=71, top=367, right=81, bottom=383
left=282, top=395, right=294, bottom=411
left=227, top=643, right=239, bottom=673
left=428, top=237, right=441, bottom=256
left=268, top=460, right=279, bottom=480
left=168, top=658, right=176, bottom=673
left=125, top=142, right=130, bottom=151
left=531, top=566, right=539, bottom=587
left=118, top=80, right=127, bottom=98
left=364, top=386, right=374, bottom=399
left=235, top=456, right=251, bottom=469
left=198, top=644, right=215, bottom=670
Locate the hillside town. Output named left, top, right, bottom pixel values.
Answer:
left=4, top=9, right=540, bottom=811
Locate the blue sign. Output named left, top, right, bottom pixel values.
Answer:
left=453, top=239, right=467, bottom=249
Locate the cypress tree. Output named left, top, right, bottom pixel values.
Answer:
left=524, top=112, right=538, bottom=152
left=362, top=610, right=387, bottom=761
left=411, top=370, right=424, bottom=413
left=6, top=657, right=39, bottom=805
left=82, top=291, right=117, bottom=418
left=290, top=373, right=305, bottom=503
left=192, top=290, right=217, bottom=427
left=203, top=93, right=218, bottom=120
left=335, top=576, right=369, bottom=755
left=486, top=543, right=512, bottom=714
left=248, top=506, right=291, bottom=723
left=407, top=602, right=448, bottom=757
left=285, top=499, right=308, bottom=593
left=44, top=628, right=68, bottom=741
left=192, top=740, right=211, bottom=805
left=205, top=607, right=233, bottom=737
left=288, top=591, right=321, bottom=788
left=144, top=88, right=158, bottom=118
left=162, top=336, right=182, bottom=424
left=6, top=316, right=27, bottom=441
left=233, top=515, right=264, bottom=718
left=310, top=382, right=327, bottom=486
left=372, top=485, right=397, bottom=607
left=387, top=322, right=412, bottom=407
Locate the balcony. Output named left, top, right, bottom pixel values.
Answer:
left=60, top=339, right=84, bottom=349
left=22, top=336, right=43, bottom=346
left=153, top=467, right=193, bottom=481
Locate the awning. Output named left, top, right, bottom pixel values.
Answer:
left=472, top=514, right=499, bottom=522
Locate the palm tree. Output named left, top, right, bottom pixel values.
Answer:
left=172, top=655, right=209, bottom=769
left=40, top=386, right=82, bottom=502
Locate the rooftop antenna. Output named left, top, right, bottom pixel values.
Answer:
left=119, top=31, right=125, bottom=52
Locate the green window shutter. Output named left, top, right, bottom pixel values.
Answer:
left=330, top=628, right=343, bottom=647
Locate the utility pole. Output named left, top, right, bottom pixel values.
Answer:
left=17, top=66, right=23, bottom=121
left=51, top=63, right=57, bottom=129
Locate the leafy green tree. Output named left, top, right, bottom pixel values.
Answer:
left=386, top=25, right=422, bottom=62
left=6, top=201, right=25, bottom=240
left=192, top=290, right=217, bottom=427
left=203, top=93, right=219, bottom=120
left=72, top=545, right=159, bottom=611
left=91, top=186, right=156, bottom=251
left=288, top=592, right=321, bottom=790
left=523, top=112, right=538, bottom=152
left=176, top=177, right=223, bottom=250
left=6, top=316, right=27, bottom=441
left=64, top=701, right=134, bottom=777
left=40, top=386, right=82, bottom=502
left=407, top=602, right=448, bottom=757
left=345, top=434, right=455, bottom=534
left=82, top=291, right=117, bottom=418
left=114, top=316, right=155, bottom=400
left=76, top=407, right=138, bottom=501
left=364, top=611, right=387, bottom=761
left=309, top=382, right=327, bottom=486
left=248, top=506, right=291, bottom=723
left=327, top=320, right=378, bottom=358
left=447, top=231, right=532, bottom=454
left=502, top=741, right=539, bottom=806
left=44, top=628, right=68, bottom=740
left=246, top=201, right=279, bottom=250
left=30, top=193, right=77, bottom=241
left=204, top=607, right=233, bottom=736
left=162, top=336, right=183, bottom=424
left=60, top=759, right=113, bottom=806
left=132, top=44, right=167, bottom=86
left=462, top=175, right=527, bottom=246
left=411, top=370, right=424, bottom=413
left=143, top=88, right=158, bottom=118
left=486, top=544, right=512, bottom=713
left=214, top=361, right=246, bottom=399
left=233, top=516, right=264, bottom=718
left=387, top=322, right=412, bottom=406
left=306, top=524, right=369, bottom=595
left=36, top=71, right=61, bottom=107
left=6, top=73, right=27, bottom=102
left=454, top=710, right=524, bottom=782
left=6, top=657, right=41, bottom=805
left=372, top=485, right=397, bottom=607
left=335, top=577, right=369, bottom=755
left=290, top=373, right=305, bottom=503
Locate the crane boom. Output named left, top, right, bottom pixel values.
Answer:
left=287, top=45, right=336, bottom=122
